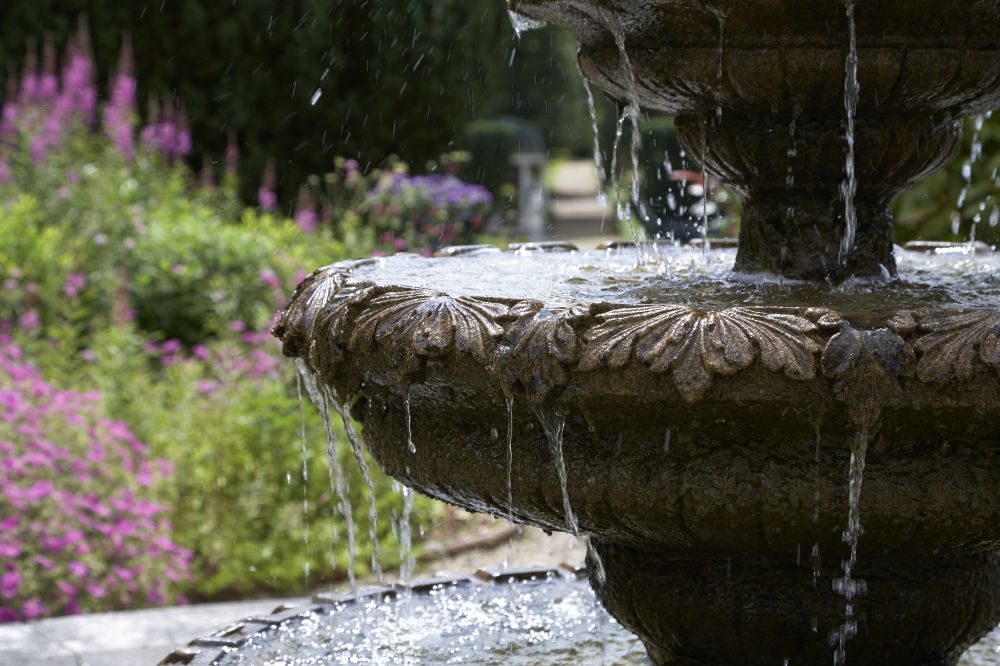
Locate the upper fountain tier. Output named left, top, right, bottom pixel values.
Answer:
left=512, top=0, right=1000, bottom=280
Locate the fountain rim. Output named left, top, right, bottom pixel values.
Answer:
left=272, top=242, right=1000, bottom=409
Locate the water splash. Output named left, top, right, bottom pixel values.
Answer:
left=839, top=2, right=860, bottom=267
left=830, top=429, right=870, bottom=665
left=508, top=10, right=546, bottom=39
left=535, top=408, right=578, bottom=535
left=329, top=389, right=384, bottom=584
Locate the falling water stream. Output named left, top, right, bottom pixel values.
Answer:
left=329, top=390, right=384, bottom=584
left=956, top=112, right=992, bottom=247
left=830, top=430, right=870, bottom=665
left=602, top=8, right=647, bottom=247
left=581, top=75, right=608, bottom=209
left=839, top=2, right=860, bottom=266
left=534, top=408, right=579, bottom=535
left=295, top=363, right=360, bottom=598
left=295, top=371, right=311, bottom=589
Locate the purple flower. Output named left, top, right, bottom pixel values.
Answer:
left=1, top=571, right=20, bottom=599
left=102, top=38, right=137, bottom=160
left=258, top=160, right=277, bottom=212
left=0, top=160, right=11, bottom=184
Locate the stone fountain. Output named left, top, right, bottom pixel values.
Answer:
left=271, top=2, right=1000, bottom=664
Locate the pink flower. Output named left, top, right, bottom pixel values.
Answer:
left=191, top=345, right=209, bottom=361
left=17, top=310, right=40, bottom=332
left=21, top=598, right=45, bottom=619
left=258, top=269, right=280, bottom=289
left=0, top=160, right=11, bottom=184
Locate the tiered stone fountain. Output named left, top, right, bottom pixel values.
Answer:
left=271, top=1, right=1000, bottom=664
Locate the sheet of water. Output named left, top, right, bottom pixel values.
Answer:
left=341, top=246, right=1000, bottom=322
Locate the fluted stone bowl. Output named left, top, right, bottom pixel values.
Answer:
left=274, top=244, right=1000, bottom=665
left=510, top=0, right=1000, bottom=280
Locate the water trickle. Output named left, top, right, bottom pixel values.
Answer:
left=605, top=9, right=647, bottom=246
left=404, top=387, right=416, bottom=454
left=839, top=2, right=860, bottom=267
left=787, top=114, right=799, bottom=193
left=812, top=426, right=822, bottom=586
left=297, top=371, right=359, bottom=598
left=956, top=112, right=992, bottom=246
left=663, top=428, right=672, bottom=454
left=399, top=485, right=415, bottom=583
left=504, top=394, right=517, bottom=569
left=295, top=368, right=311, bottom=589
left=586, top=536, right=609, bottom=666
left=830, top=429, right=870, bottom=665
left=535, top=408, right=579, bottom=535
left=714, top=11, right=726, bottom=124
left=700, top=120, right=711, bottom=255
left=581, top=75, right=608, bottom=210
left=329, top=390, right=384, bottom=584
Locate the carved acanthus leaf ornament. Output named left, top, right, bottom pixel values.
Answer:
left=578, top=305, right=821, bottom=402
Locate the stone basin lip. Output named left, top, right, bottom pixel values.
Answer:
left=274, top=244, right=1000, bottom=409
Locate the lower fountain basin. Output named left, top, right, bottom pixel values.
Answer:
left=274, top=244, right=1000, bottom=664
left=161, top=567, right=1000, bottom=666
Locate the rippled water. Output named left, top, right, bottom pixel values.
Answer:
left=216, top=574, right=999, bottom=665
left=218, top=576, right=646, bottom=665
left=347, top=245, right=1000, bottom=324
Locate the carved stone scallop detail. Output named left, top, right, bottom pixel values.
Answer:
left=348, top=288, right=509, bottom=367
left=272, top=264, right=355, bottom=358
left=578, top=305, right=821, bottom=402
left=913, top=310, right=1000, bottom=383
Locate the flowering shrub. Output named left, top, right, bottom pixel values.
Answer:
left=0, top=337, right=191, bottom=622
left=299, top=155, right=499, bottom=255
left=364, top=172, right=493, bottom=253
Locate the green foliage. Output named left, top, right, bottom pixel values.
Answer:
left=0, top=106, right=443, bottom=605
left=895, top=113, right=1000, bottom=245
left=69, top=326, right=434, bottom=599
